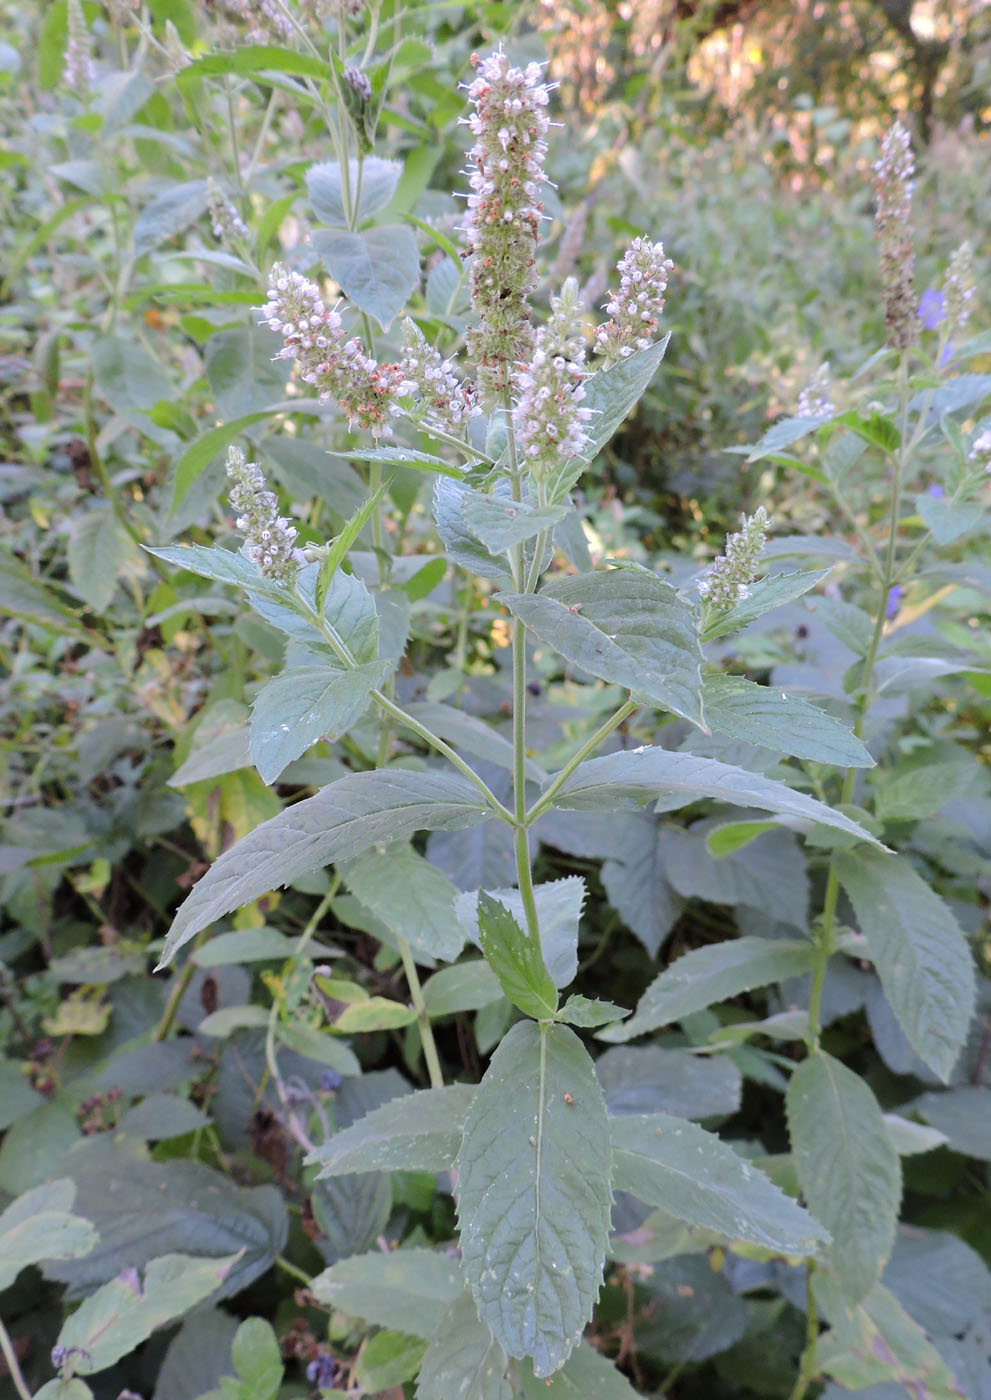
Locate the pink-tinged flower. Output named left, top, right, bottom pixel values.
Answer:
left=226, top=446, right=299, bottom=584
left=873, top=121, right=916, bottom=351
left=63, top=0, right=95, bottom=94
left=594, top=236, right=673, bottom=366
left=461, top=49, right=552, bottom=403
left=796, top=363, right=835, bottom=419
left=697, top=508, right=771, bottom=613
left=969, top=429, right=991, bottom=473
left=400, top=319, right=479, bottom=435
left=258, top=264, right=409, bottom=436
left=514, top=278, right=593, bottom=481
left=218, top=0, right=292, bottom=43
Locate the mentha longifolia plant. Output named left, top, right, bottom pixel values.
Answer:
left=146, top=55, right=987, bottom=1399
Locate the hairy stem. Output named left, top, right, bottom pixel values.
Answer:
left=398, top=936, right=444, bottom=1090
left=526, top=697, right=638, bottom=824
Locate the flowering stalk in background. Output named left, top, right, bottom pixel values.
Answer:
left=400, top=320, right=478, bottom=436
left=796, top=363, right=835, bottom=419
left=873, top=120, right=916, bottom=351
left=594, top=235, right=674, bottom=366
left=258, top=264, right=408, bottom=436
left=226, top=446, right=299, bottom=583
left=461, top=50, right=551, bottom=404
left=513, top=277, right=592, bottom=481
left=63, top=0, right=95, bottom=94
left=207, top=179, right=248, bottom=248
left=943, top=240, right=976, bottom=340
left=969, top=428, right=991, bottom=473
left=218, top=0, right=292, bottom=43
left=697, top=507, right=771, bottom=614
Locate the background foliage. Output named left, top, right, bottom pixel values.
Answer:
left=2, top=1, right=990, bottom=1398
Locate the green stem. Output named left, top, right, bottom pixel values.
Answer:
left=263, top=885, right=338, bottom=1115
left=526, top=698, right=638, bottom=824
left=0, top=1317, right=32, bottom=1400
left=154, top=928, right=209, bottom=1040
left=275, top=1253, right=313, bottom=1287
left=787, top=1265, right=820, bottom=1400
left=397, top=936, right=444, bottom=1089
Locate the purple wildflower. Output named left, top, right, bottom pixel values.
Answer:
left=925, top=483, right=945, bottom=498
left=885, top=585, right=902, bottom=620
left=306, top=1350, right=336, bottom=1389
left=917, top=288, right=945, bottom=330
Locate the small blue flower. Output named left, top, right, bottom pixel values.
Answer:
left=320, top=1069, right=343, bottom=1093
left=885, top=585, right=902, bottom=620
left=917, top=288, right=945, bottom=330
left=926, top=483, right=945, bottom=498
left=306, top=1350, right=336, bottom=1389
left=939, top=340, right=955, bottom=368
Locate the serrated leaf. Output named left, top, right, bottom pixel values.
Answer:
left=601, top=936, right=816, bottom=1042
left=204, top=325, right=292, bottom=419
left=456, top=1021, right=612, bottom=1377
left=249, top=661, right=387, bottom=783
left=67, top=509, right=134, bottom=612
left=915, top=493, right=986, bottom=544
left=422, top=961, right=503, bottom=1016
left=702, top=674, right=873, bottom=767
left=518, top=1343, right=642, bottom=1398
left=460, top=491, right=571, bottom=554
left=310, top=1084, right=474, bottom=1177
left=502, top=568, right=703, bottom=726
left=610, top=1113, right=827, bottom=1254
left=416, top=1291, right=512, bottom=1400
left=477, top=893, right=558, bottom=1020
left=230, top=1318, right=282, bottom=1400
left=596, top=1046, right=742, bottom=1121
left=835, top=409, right=900, bottom=453
left=905, top=1086, right=991, bottom=1160
left=307, top=156, right=401, bottom=225
left=549, top=746, right=881, bottom=846
left=834, top=848, right=975, bottom=1082
left=147, top=543, right=293, bottom=603
left=343, top=841, right=465, bottom=962
left=159, top=770, right=491, bottom=965
left=556, top=995, right=628, bottom=1028
left=746, top=415, right=832, bottom=463
left=311, top=1248, right=464, bottom=1338
left=400, top=702, right=546, bottom=782
left=455, top=877, right=584, bottom=989
left=311, top=225, right=419, bottom=330
left=0, top=1180, right=98, bottom=1290
left=56, top=1252, right=239, bottom=1374
left=433, top=476, right=511, bottom=580
left=594, top=812, right=683, bottom=957
left=700, top=569, right=832, bottom=641
left=787, top=1052, right=901, bottom=1303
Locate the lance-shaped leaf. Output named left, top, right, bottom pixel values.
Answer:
left=550, top=747, right=881, bottom=845
left=399, top=702, right=547, bottom=782
left=343, top=841, right=465, bottom=963
left=159, top=770, right=492, bottom=965
left=834, top=848, right=975, bottom=1083
left=416, top=1291, right=512, bottom=1400
left=702, top=674, right=873, bottom=768
left=456, top=1021, right=612, bottom=1377
left=250, top=661, right=388, bottom=783
left=311, top=1249, right=464, bottom=1338
left=310, top=1084, right=474, bottom=1177
left=700, top=569, right=831, bottom=642
left=0, top=1179, right=98, bottom=1290
left=477, top=893, right=558, bottom=1021
left=455, top=877, right=585, bottom=989
left=610, top=1113, right=827, bottom=1255
left=501, top=568, right=703, bottom=726
left=787, top=1052, right=901, bottom=1304
left=600, top=936, right=817, bottom=1042
left=460, top=491, right=572, bottom=555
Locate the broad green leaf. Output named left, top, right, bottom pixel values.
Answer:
left=193, top=928, right=297, bottom=965
left=230, top=1319, right=283, bottom=1400
left=171, top=413, right=272, bottom=511
left=334, top=997, right=418, bottom=1031
left=903, top=1086, right=991, bottom=1160
left=835, top=408, right=900, bottom=453
left=67, top=509, right=135, bottom=613
left=159, top=769, right=491, bottom=965
left=477, top=893, right=558, bottom=1021
left=170, top=726, right=251, bottom=787
left=915, top=493, right=987, bottom=544
left=147, top=543, right=293, bottom=603
left=0, top=1102, right=80, bottom=1194
left=33, top=1382, right=92, bottom=1400
left=556, top=995, right=629, bottom=1028
left=518, top=1343, right=642, bottom=1397
left=175, top=45, right=335, bottom=87
left=56, top=1252, right=238, bottom=1374
left=502, top=568, right=703, bottom=726
left=311, top=225, right=419, bottom=330
left=275, top=1020, right=360, bottom=1076
left=705, top=820, right=779, bottom=857
left=815, top=1277, right=967, bottom=1399
left=700, top=568, right=831, bottom=642
left=92, top=333, right=173, bottom=435
left=460, top=491, right=571, bottom=554
left=422, top=961, right=503, bottom=1016
left=660, top=824, right=809, bottom=929
left=550, top=747, right=881, bottom=846
left=456, top=1021, right=612, bottom=1377
left=116, top=1093, right=210, bottom=1142
left=416, top=1291, right=511, bottom=1400
left=307, top=156, right=402, bottom=225
left=834, top=848, right=975, bottom=1081
left=249, top=661, right=387, bottom=783
left=343, top=841, right=465, bottom=962
left=787, top=1052, right=901, bottom=1303
left=597, top=1045, right=742, bottom=1121
left=544, top=338, right=670, bottom=501
left=0, top=557, right=84, bottom=633
left=310, top=1084, right=474, bottom=1177
left=198, top=1006, right=270, bottom=1038
left=134, top=179, right=209, bottom=257
left=318, top=565, right=380, bottom=663
left=873, top=755, right=978, bottom=821
left=746, top=415, right=832, bottom=463
left=882, top=1114, right=947, bottom=1156
left=601, top=936, right=816, bottom=1042
left=610, top=1113, right=826, bottom=1254
left=433, top=477, right=511, bottom=580
left=593, top=812, right=683, bottom=957
left=311, top=1248, right=464, bottom=1338
left=0, top=1063, right=44, bottom=1131
left=808, top=596, right=875, bottom=656
left=357, top=1331, right=427, bottom=1392
left=0, top=1180, right=98, bottom=1290
left=702, top=674, right=873, bottom=767
left=455, top=877, right=585, bottom=988
left=205, top=326, right=291, bottom=419
left=149, top=1309, right=240, bottom=1400
left=399, top=702, right=546, bottom=782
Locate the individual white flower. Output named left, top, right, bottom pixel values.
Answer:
left=594, top=236, right=673, bottom=366
left=796, top=363, right=835, bottom=419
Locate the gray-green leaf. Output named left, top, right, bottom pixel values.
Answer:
left=310, top=1248, right=464, bottom=1338
left=312, top=225, right=419, bottom=330
left=702, top=674, right=873, bottom=767
left=343, top=841, right=465, bottom=962
left=310, top=1084, right=474, bottom=1178
left=460, top=491, right=571, bottom=554
left=834, top=848, right=975, bottom=1082
left=0, top=1179, right=98, bottom=1291
left=787, top=1051, right=901, bottom=1304
left=416, top=1291, right=512, bottom=1400
left=610, top=1113, right=827, bottom=1254
left=477, top=892, right=558, bottom=1021
left=456, top=1021, right=612, bottom=1377
left=250, top=661, right=387, bottom=783
left=502, top=568, right=703, bottom=727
